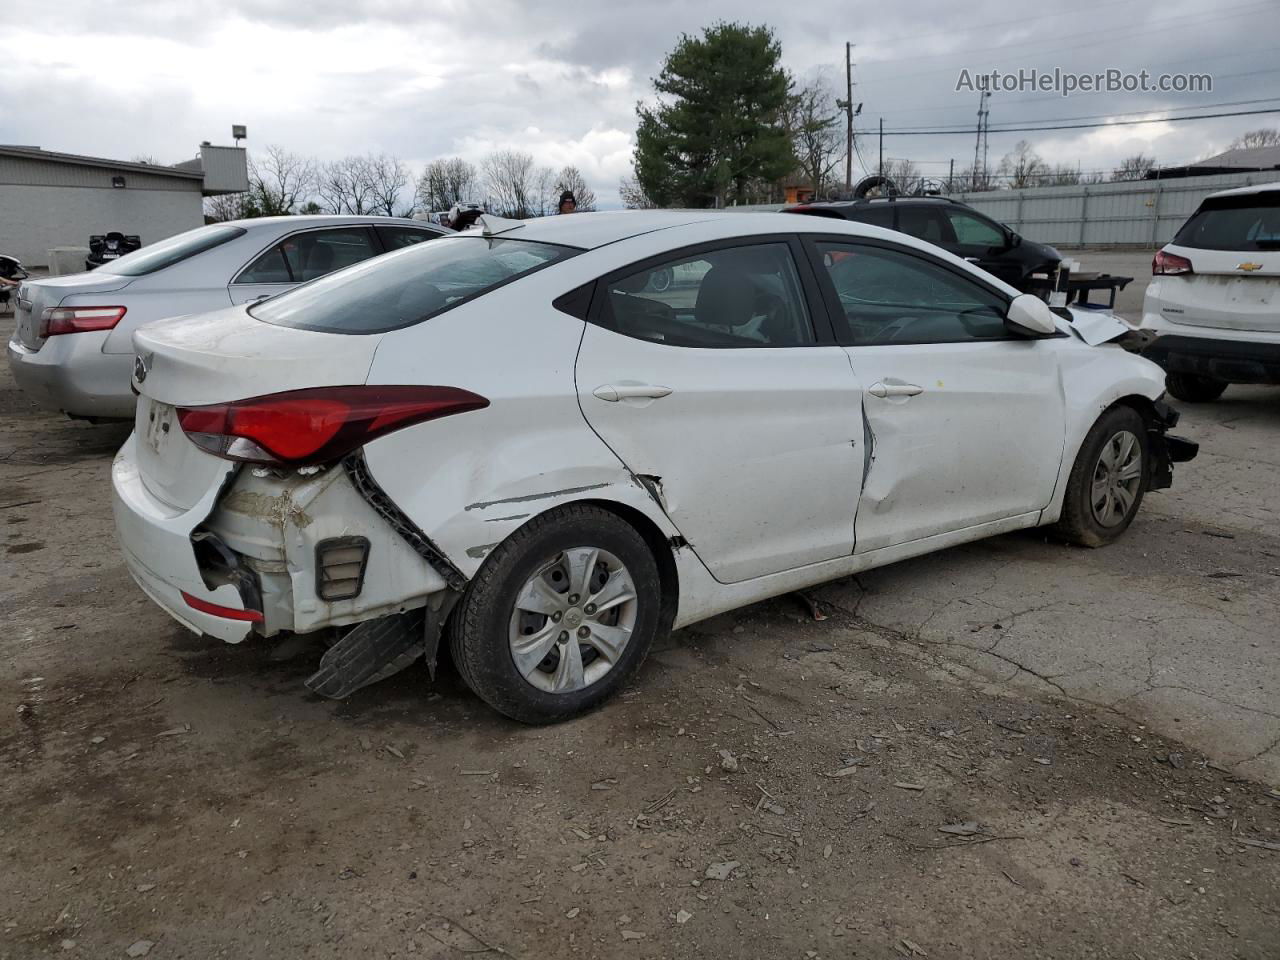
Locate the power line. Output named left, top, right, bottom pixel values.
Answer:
left=874, top=59, right=1280, bottom=116
left=877, top=105, right=1280, bottom=136
left=882, top=97, right=1280, bottom=133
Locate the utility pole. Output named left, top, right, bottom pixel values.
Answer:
left=878, top=117, right=884, bottom=182
left=948, top=158, right=954, bottom=193
left=835, top=42, right=859, bottom=195
left=972, top=90, right=991, bottom=190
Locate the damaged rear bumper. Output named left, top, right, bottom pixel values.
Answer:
left=111, top=435, right=254, bottom=642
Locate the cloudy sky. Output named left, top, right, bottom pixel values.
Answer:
left=2, top=0, right=1277, bottom=207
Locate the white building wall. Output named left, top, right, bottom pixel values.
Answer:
left=0, top=183, right=204, bottom=268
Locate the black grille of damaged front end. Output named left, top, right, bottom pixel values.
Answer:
left=316, top=536, right=371, bottom=601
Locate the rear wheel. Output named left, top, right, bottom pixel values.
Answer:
left=1052, top=406, right=1149, bottom=547
left=448, top=504, right=662, bottom=723
left=1165, top=373, right=1227, bottom=403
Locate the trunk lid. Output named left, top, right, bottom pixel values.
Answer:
left=132, top=305, right=384, bottom=510
left=1154, top=244, right=1280, bottom=333
left=1155, top=189, right=1280, bottom=333
left=13, top=272, right=134, bottom=350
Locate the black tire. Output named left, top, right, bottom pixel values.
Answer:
left=1165, top=373, right=1227, bottom=403
left=1051, top=405, right=1150, bottom=548
left=447, top=504, right=663, bottom=723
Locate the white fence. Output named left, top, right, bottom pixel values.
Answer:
left=728, top=170, right=1278, bottom=248
left=938, top=171, right=1276, bottom=248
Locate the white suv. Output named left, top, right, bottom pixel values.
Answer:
left=1140, top=182, right=1280, bottom=402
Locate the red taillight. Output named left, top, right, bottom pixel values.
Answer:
left=180, top=590, right=264, bottom=623
left=176, top=385, right=489, bottom=466
left=1153, top=250, right=1193, bottom=276
left=40, top=305, right=126, bottom=337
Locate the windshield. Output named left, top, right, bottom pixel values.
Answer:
left=1172, top=192, right=1280, bottom=251
left=250, top=235, right=579, bottom=334
left=95, top=225, right=246, bottom=276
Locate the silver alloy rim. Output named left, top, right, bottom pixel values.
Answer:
left=507, top=547, right=639, bottom=694
left=1091, top=430, right=1142, bottom=527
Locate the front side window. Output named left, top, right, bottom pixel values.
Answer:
left=816, top=242, right=1009, bottom=344
left=1172, top=192, right=1280, bottom=251
left=601, top=242, right=814, bottom=348
left=95, top=225, right=246, bottom=276
left=945, top=210, right=1006, bottom=247
left=251, top=235, right=577, bottom=334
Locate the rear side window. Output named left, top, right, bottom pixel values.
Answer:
left=1172, top=193, right=1280, bottom=251
left=897, top=206, right=951, bottom=244
left=95, top=225, right=246, bottom=276
left=251, top=236, right=577, bottom=334
left=376, top=225, right=442, bottom=250
left=843, top=206, right=896, bottom=229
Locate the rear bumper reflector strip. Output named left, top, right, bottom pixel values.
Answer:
left=180, top=590, right=265, bottom=623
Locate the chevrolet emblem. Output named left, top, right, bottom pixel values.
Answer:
left=1237, top=262, right=1263, bottom=272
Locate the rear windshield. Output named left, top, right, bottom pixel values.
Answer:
left=1172, top=192, right=1280, bottom=251
left=95, top=225, right=246, bottom=276
left=250, top=235, right=578, bottom=334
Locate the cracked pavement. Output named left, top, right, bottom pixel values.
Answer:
left=810, top=381, right=1280, bottom=782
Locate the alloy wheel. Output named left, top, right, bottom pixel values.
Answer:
left=507, top=547, right=639, bottom=694
left=1090, top=430, right=1142, bottom=527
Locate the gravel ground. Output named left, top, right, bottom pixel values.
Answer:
left=2, top=289, right=1279, bottom=958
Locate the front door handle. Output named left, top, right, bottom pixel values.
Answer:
left=868, top=381, right=923, bottom=399
left=593, top=383, right=673, bottom=402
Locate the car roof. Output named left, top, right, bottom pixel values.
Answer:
left=1204, top=180, right=1280, bottom=200
left=223, top=214, right=439, bottom=230
left=484, top=210, right=731, bottom=249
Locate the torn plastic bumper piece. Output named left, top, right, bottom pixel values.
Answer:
left=305, top=608, right=427, bottom=699
left=1146, top=399, right=1199, bottom=491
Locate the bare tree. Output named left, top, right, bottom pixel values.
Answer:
left=881, top=158, right=921, bottom=195
left=786, top=79, right=842, bottom=198
left=619, top=175, right=657, bottom=209
left=1044, top=164, right=1082, bottom=186
left=553, top=166, right=597, bottom=211
left=317, top=156, right=377, bottom=215
left=1112, top=153, right=1156, bottom=181
left=1230, top=128, right=1280, bottom=149
left=247, top=145, right=317, bottom=216
left=417, top=158, right=478, bottom=213
left=998, top=141, right=1048, bottom=188
left=365, top=154, right=411, bottom=216
left=482, top=150, right=541, bottom=219
left=204, top=192, right=248, bottom=222
left=131, top=154, right=160, bottom=166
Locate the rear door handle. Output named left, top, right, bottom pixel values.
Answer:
left=868, top=381, right=923, bottom=399
left=593, top=383, right=674, bottom=402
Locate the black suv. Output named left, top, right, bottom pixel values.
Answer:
left=784, top=196, right=1061, bottom=291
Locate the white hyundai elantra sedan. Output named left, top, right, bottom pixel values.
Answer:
left=111, top=210, right=1196, bottom=722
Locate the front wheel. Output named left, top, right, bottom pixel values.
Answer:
left=1165, top=373, right=1227, bottom=403
left=447, top=504, right=663, bottom=723
left=1051, top=406, right=1150, bottom=547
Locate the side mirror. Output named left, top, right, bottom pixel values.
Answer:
left=1005, top=293, right=1058, bottom=338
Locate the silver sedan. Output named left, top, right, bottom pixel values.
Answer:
left=7, top=215, right=449, bottom=420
